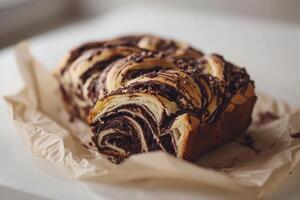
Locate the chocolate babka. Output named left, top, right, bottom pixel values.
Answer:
left=55, top=35, right=256, bottom=163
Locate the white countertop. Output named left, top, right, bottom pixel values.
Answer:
left=0, top=2, right=300, bottom=199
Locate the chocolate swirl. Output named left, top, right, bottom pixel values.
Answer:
left=55, top=35, right=203, bottom=121
left=55, top=34, right=256, bottom=163
left=98, top=51, right=178, bottom=97
left=89, top=92, right=178, bottom=161
left=55, top=45, right=142, bottom=120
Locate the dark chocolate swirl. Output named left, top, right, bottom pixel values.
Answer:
left=55, top=34, right=256, bottom=163
left=55, top=35, right=203, bottom=121
left=89, top=92, right=179, bottom=162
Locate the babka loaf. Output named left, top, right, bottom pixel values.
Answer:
left=55, top=35, right=256, bottom=163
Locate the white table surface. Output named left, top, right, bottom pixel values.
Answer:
left=0, top=2, right=300, bottom=200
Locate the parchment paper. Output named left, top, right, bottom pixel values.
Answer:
left=4, top=43, right=300, bottom=199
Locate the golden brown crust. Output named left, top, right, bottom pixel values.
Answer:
left=180, top=96, right=256, bottom=161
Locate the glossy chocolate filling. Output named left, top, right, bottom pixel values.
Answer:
left=80, top=55, right=123, bottom=83
left=92, top=104, right=161, bottom=158
left=67, top=42, right=105, bottom=65
left=123, top=66, right=163, bottom=81
left=159, top=131, right=177, bottom=155
left=87, top=76, right=100, bottom=103
left=97, top=116, right=141, bottom=154
left=123, top=81, right=199, bottom=113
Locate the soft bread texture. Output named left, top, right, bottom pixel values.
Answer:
left=55, top=34, right=256, bottom=163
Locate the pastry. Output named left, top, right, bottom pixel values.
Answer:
left=55, top=35, right=256, bottom=163
left=55, top=35, right=202, bottom=121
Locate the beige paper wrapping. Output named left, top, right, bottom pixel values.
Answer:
left=4, top=43, right=300, bottom=198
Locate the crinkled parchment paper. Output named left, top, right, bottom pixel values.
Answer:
left=4, top=43, right=300, bottom=198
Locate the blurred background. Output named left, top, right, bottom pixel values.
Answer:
left=1, top=0, right=300, bottom=104
left=1, top=0, right=300, bottom=48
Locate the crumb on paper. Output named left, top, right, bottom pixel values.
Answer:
left=290, top=132, right=300, bottom=139
left=235, top=134, right=261, bottom=153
